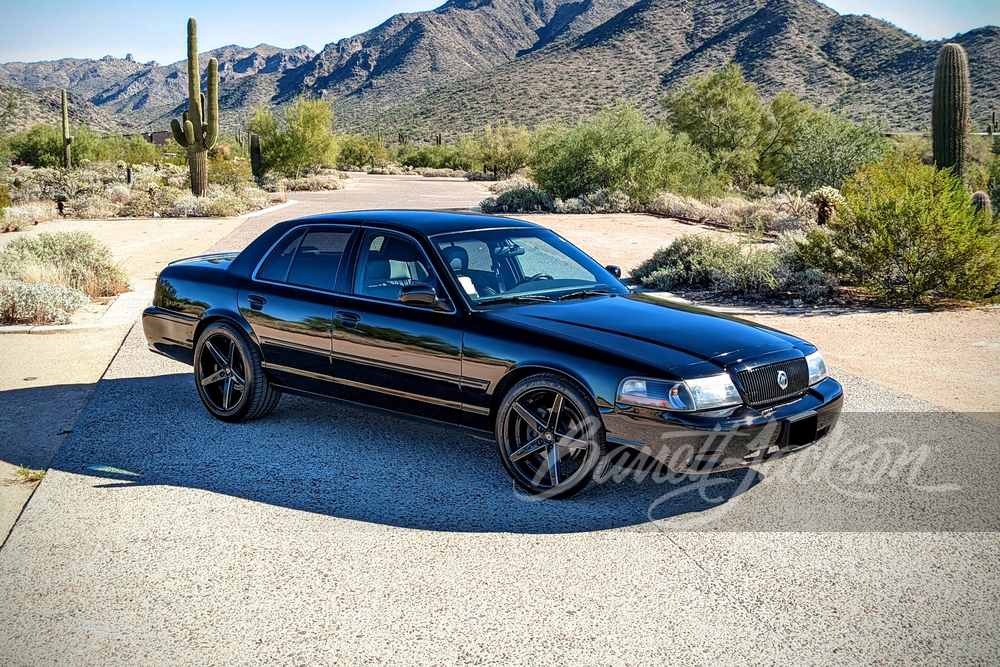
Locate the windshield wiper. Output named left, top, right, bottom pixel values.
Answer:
left=477, top=295, right=554, bottom=306
left=557, top=288, right=609, bottom=301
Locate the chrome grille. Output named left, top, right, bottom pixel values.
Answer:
left=737, top=358, right=809, bottom=407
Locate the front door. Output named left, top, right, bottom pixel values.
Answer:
left=240, top=225, right=355, bottom=395
left=332, top=228, right=465, bottom=421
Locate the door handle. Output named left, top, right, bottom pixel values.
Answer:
left=248, top=295, right=266, bottom=311
left=337, top=311, right=361, bottom=328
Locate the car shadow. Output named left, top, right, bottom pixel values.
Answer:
left=10, top=374, right=764, bottom=534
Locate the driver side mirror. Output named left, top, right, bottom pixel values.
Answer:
left=605, top=265, right=622, bottom=279
left=399, top=283, right=442, bottom=308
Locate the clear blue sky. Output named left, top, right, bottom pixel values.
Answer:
left=1, top=0, right=998, bottom=65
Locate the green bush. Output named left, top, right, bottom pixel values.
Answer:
left=8, top=124, right=62, bottom=168
left=779, top=113, right=888, bottom=190
left=339, top=134, right=389, bottom=168
left=837, top=154, right=1000, bottom=303
left=530, top=104, right=722, bottom=203
left=0, top=279, right=90, bottom=325
left=480, top=182, right=554, bottom=213
left=631, top=234, right=779, bottom=295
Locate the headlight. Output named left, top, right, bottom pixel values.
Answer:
left=805, top=351, right=827, bottom=385
left=617, top=375, right=742, bottom=412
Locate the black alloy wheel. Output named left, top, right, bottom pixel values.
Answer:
left=496, top=374, right=609, bottom=498
left=193, top=321, right=280, bottom=423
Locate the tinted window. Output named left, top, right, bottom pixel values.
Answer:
left=355, top=231, right=437, bottom=302
left=257, top=229, right=305, bottom=283
left=286, top=229, right=353, bottom=292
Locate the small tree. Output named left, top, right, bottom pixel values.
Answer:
left=837, top=154, right=1000, bottom=304
left=662, top=63, right=813, bottom=186
left=780, top=113, right=888, bottom=190
left=478, top=122, right=531, bottom=178
left=246, top=96, right=338, bottom=178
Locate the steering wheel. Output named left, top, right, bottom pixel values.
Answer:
left=527, top=273, right=554, bottom=282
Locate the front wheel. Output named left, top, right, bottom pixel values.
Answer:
left=496, top=374, right=609, bottom=499
left=194, top=321, right=280, bottom=423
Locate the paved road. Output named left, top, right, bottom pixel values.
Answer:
left=1, top=176, right=998, bottom=666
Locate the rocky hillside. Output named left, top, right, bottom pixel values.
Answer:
left=0, top=84, right=133, bottom=134
left=1, top=0, right=997, bottom=135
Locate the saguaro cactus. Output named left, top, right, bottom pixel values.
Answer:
left=250, top=133, right=262, bottom=179
left=170, top=18, right=218, bottom=197
left=972, top=191, right=992, bottom=218
left=61, top=90, right=73, bottom=170
left=932, top=43, right=971, bottom=176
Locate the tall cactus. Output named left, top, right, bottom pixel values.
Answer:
left=250, top=133, right=262, bottom=179
left=932, top=43, right=971, bottom=176
left=61, top=90, right=73, bottom=170
left=170, top=18, right=218, bottom=197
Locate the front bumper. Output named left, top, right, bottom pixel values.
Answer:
left=604, top=377, right=844, bottom=474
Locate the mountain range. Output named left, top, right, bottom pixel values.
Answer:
left=1, top=0, right=997, bottom=138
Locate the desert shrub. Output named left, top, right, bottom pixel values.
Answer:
left=631, top=234, right=779, bottom=294
left=0, top=279, right=90, bottom=325
left=478, top=123, right=531, bottom=178
left=368, top=163, right=418, bottom=175
left=421, top=168, right=466, bottom=178
left=170, top=185, right=270, bottom=217
left=553, top=189, right=634, bottom=214
left=464, top=170, right=495, bottom=182
left=1, top=202, right=54, bottom=231
left=648, top=192, right=814, bottom=232
left=480, top=181, right=554, bottom=213
left=246, top=96, right=339, bottom=178
left=779, top=113, right=888, bottom=191
left=73, top=194, right=117, bottom=219
left=274, top=175, right=348, bottom=192
left=531, top=104, right=722, bottom=203
left=208, top=153, right=252, bottom=186
left=806, top=186, right=847, bottom=226
left=837, top=155, right=1000, bottom=303
left=339, top=134, right=390, bottom=168
left=773, top=229, right=841, bottom=300
left=7, top=124, right=62, bottom=167
left=0, top=231, right=129, bottom=297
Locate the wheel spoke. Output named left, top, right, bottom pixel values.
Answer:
left=206, top=340, right=227, bottom=368
left=200, top=369, right=227, bottom=387
left=229, top=367, right=246, bottom=387
left=546, top=445, right=560, bottom=485
left=222, top=377, right=232, bottom=410
left=227, top=340, right=236, bottom=365
left=509, top=436, right=545, bottom=462
left=546, top=393, right=564, bottom=431
left=513, top=401, right=546, bottom=433
left=553, top=433, right=589, bottom=453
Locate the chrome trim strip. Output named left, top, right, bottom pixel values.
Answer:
left=333, top=377, right=463, bottom=410
left=331, top=351, right=461, bottom=384
left=261, top=362, right=335, bottom=383
left=259, top=335, right=332, bottom=356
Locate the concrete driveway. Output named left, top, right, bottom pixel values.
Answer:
left=1, top=175, right=997, bottom=666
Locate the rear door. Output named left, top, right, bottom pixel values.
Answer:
left=331, top=228, right=467, bottom=421
left=239, top=224, right=356, bottom=395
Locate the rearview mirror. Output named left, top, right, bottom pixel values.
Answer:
left=399, top=283, right=440, bottom=307
left=605, top=265, right=622, bottom=279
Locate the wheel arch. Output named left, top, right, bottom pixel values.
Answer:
left=488, top=363, right=597, bottom=431
left=193, top=308, right=258, bottom=349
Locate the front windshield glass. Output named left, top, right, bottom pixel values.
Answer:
left=432, top=228, right=627, bottom=305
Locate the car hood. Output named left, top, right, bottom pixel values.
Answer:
left=483, top=292, right=809, bottom=371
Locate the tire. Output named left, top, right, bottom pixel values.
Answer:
left=495, top=373, right=609, bottom=499
left=193, top=320, right=281, bottom=423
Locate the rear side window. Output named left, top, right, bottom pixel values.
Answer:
left=286, top=229, right=354, bottom=292
left=257, top=229, right=305, bottom=283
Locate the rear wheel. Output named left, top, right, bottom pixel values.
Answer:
left=496, top=374, right=609, bottom=499
left=194, top=321, right=280, bottom=423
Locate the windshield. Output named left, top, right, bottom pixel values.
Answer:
left=432, top=228, right=627, bottom=306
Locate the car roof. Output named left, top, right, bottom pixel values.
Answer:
left=280, top=210, right=540, bottom=238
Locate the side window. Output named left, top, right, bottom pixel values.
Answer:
left=286, top=228, right=353, bottom=292
left=355, top=231, right=437, bottom=302
left=257, top=229, right=305, bottom=283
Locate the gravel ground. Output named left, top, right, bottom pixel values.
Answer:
left=1, top=177, right=998, bottom=665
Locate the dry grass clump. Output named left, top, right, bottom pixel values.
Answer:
left=1, top=202, right=56, bottom=231
left=0, top=231, right=130, bottom=298
left=420, top=168, right=466, bottom=178
left=648, top=192, right=816, bottom=233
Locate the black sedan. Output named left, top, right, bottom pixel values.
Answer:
left=143, top=211, right=843, bottom=498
